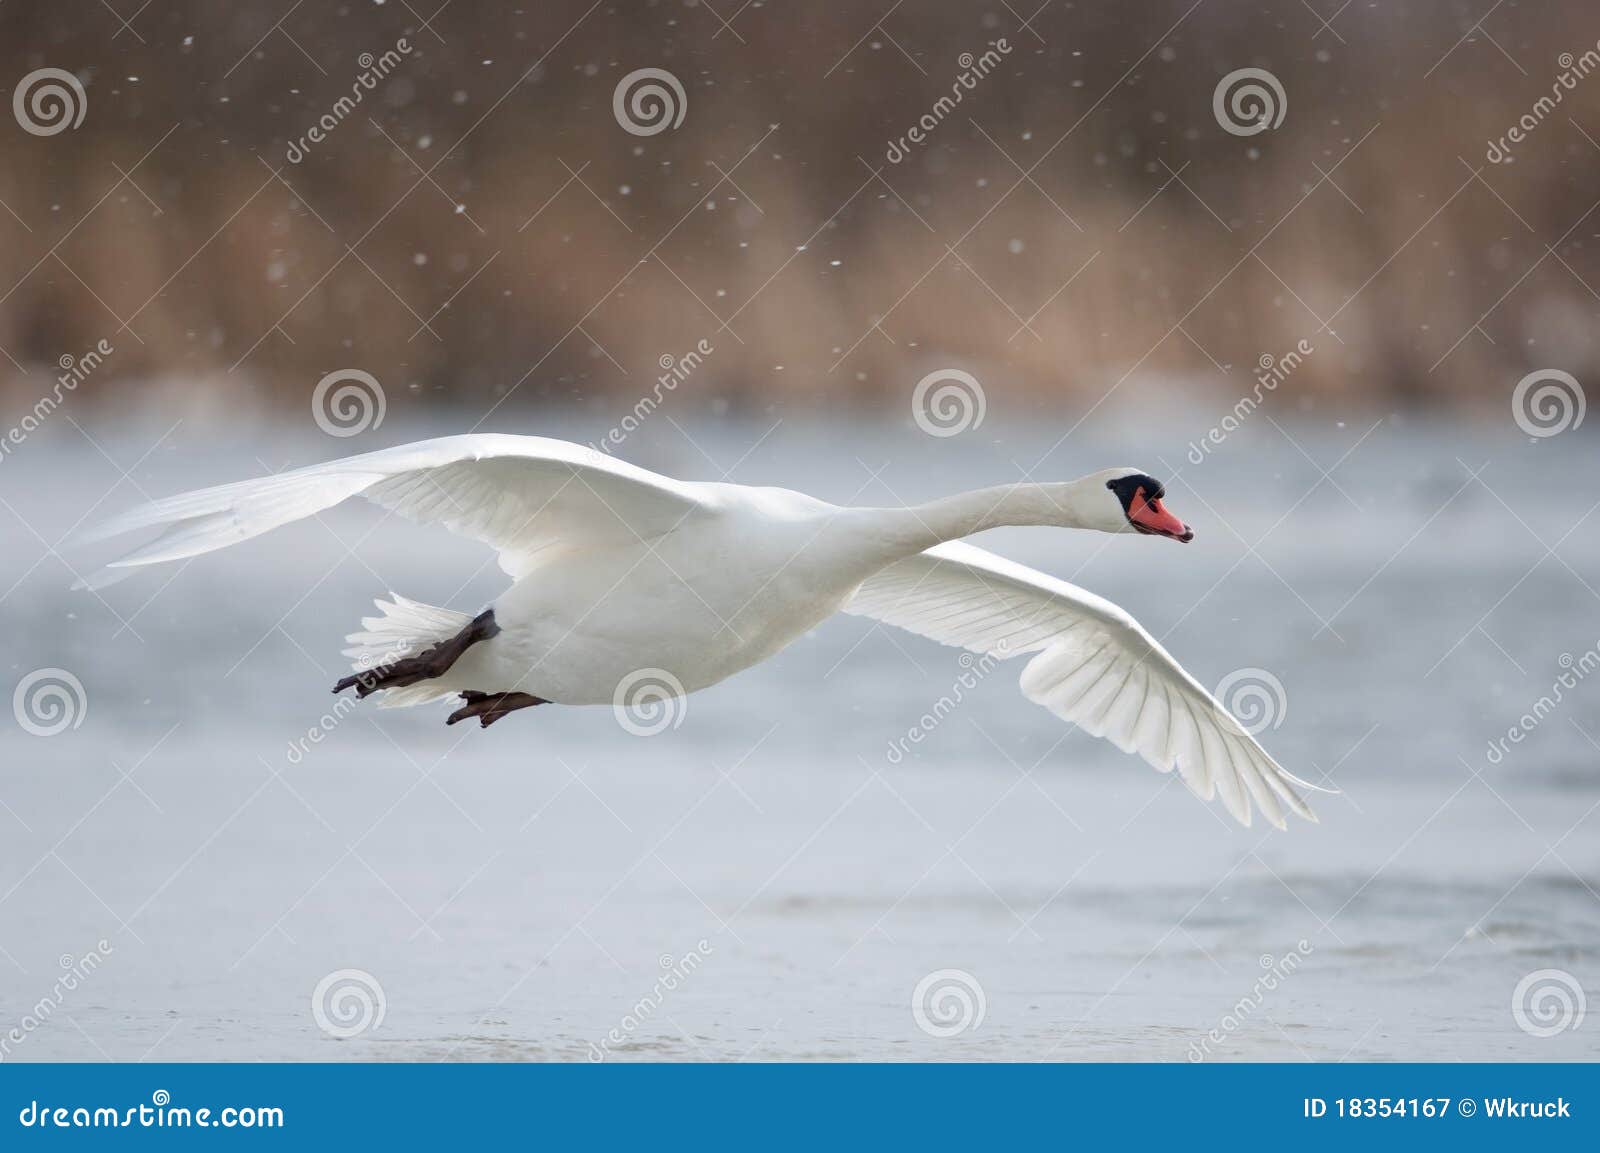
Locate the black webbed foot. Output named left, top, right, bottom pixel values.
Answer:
left=333, top=609, right=501, bottom=698
left=446, top=690, right=548, bottom=728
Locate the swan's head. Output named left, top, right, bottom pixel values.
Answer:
left=1089, top=468, right=1193, bottom=542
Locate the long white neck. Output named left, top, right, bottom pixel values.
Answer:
left=840, top=478, right=1111, bottom=566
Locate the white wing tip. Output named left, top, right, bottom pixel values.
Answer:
left=1280, top=769, right=1339, bottom=796
left=71, top=567, right=137, bottom=592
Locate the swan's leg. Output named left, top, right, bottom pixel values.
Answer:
left=333, top=608, right=501, bottom=698
left=446, top=691, right=547, bottom=728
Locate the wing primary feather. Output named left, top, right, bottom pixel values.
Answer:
left=1224, top=731, right=1286, bottom=831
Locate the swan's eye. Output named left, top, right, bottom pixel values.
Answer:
left=1108, top=474, right=1167, bottom=512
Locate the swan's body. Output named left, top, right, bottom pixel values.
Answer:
left=81, top=434, right=1321, bottom=828
left=421, top=482, right=867, bottom=704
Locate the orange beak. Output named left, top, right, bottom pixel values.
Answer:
left=1129, top=486, right=1194, bottom=542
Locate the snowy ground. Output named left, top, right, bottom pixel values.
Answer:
left=0, top=406, right=1596, bottom=1061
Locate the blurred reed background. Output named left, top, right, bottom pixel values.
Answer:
left=0, top=1, right=1597, bottom=426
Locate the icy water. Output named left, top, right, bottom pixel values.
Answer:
left=0, top=407, right=1596, bottom=1062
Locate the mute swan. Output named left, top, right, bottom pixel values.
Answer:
left=79, top=434, right=1318, bottom=827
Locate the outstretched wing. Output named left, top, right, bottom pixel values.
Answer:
left=842, top=540, right=1321, bottom=828
left=77, top=434, right=706, bottom=585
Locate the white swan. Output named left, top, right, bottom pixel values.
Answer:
left=80, top=434, right=1319, bottom=827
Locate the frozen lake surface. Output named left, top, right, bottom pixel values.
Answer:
left=0, top=408, right=1596, bottom=1061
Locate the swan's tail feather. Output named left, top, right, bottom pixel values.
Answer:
left=370, top=684, right=459, bottom=709
left=341, top=594, right=475, bottom=709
